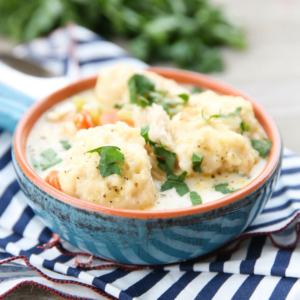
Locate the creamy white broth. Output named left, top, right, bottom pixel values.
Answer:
left=26, top=88, right=267, bottom=210
left=26, top=90, right=98, bottom=179
left=149, top=158, right=267, bottom=210
left=26, top=65, right=267, bottom=210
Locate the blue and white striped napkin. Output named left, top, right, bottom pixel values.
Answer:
left=1, top=25, right=300, bottom=300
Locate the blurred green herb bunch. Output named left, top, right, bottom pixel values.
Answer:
left=0, top=0, right=246, bottom=73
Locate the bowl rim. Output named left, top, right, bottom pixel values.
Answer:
left=14, top=67, right=281, bottom=219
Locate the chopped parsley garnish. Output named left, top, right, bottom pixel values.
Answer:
left=251, top=138, right=272, bottom=158
left=240, top=122, right=250, bottom=134
left=87, top=146, right=124, bottom=177
left=140, top=125, right=188, bottom=196
left=114, top=104, right=123, bottom=109
left=128, top=74, right=188, bottom=115
left=128, top=74, right=155, bottom=105
left=141, top=125, right=150, bottom=144
left=190, top=191, right=202, bottom=205
left=152, top=141, right=176, bottom=176
left=178, top=93, right=189, bottom=104
left=40, top=149, right=62, bottom=171
left=192, top=152, right=203, bottom=173
left=161, top=171, right=190, bottom=196
left=60, top=140, right=71, bottom=150
left=202, top=107, right=242, bottom=121
left=215, top=183, right=240, bottom=194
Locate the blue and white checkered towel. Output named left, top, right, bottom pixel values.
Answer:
left=1, top=25, right=300, bottom=300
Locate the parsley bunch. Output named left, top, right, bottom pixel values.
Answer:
left=0, top=0, right=246, bottom=73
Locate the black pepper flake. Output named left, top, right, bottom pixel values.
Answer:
left=211, top=175, right=215, bottom=178
left=110, top=201, right=112, bottom=203
left=115, top=188, right=118, bottom=192
left=103, top=194, right=106, bottom=198
left=77, top=177, right=80, bottom=179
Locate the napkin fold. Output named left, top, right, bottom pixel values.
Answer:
left=0, top=25, right=300, bottom=300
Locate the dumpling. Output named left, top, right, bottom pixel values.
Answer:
left=170, top=91, right=264, bottom=175
left=58, top=122, right=157, bottom=209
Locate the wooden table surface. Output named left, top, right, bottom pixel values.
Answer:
left=1, top=0, right=300, bottom=298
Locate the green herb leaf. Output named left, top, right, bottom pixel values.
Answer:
left=157, top=157, right=167, bottom=172
left=128, top=74, right=155, bottom=104
left=251, top=138, right=272, bottom=158
left=192, top=152, right=203, bottom=173
left=161, top=171, right=190, bottom=196
left=141, top=125, right=150, bottom=144
left=127, top=75, right=181, bottom=116
left=151, top=140, right=176, bottom=176
left=31, top=156, right=40, bottom=172
left=40, top=149, right=62, bottom=171
left=114, top=104, right=123, bottom=109
left=149, top=92, right=179, bottom=116
left=178, top=93, right=189, bottom=104
left=137, top=96, right=150, bottom=108
left=60, top=140, right=71, bottom=150
left=202, top=107, right=242, bottom=121
left=87, top=146, right=124, bottom=177
left=190, top=191, right=202, bottom=205
left=240, top=121, right=250, bottom=134
left=215, top=183, right=240, bottom=194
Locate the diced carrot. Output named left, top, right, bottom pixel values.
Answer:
left=74, top=110, right=94, bottom=130
left=121, top=119, right=134, bottom=127
left=99, top=109, right=119, bottom=125
left=45, top=170, right=61, bottom=191
left=99, top=109, right=134, bottom=127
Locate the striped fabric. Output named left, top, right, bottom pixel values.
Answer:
left=0, top=25, right=300, bottom=299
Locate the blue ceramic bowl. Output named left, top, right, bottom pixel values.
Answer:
left=12, top=68, right=282, bottom=265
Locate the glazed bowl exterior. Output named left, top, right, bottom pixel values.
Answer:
left=12, top=68, right=282, bottom=265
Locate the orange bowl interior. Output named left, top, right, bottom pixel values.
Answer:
left=14, top=68, right=281, bottom=219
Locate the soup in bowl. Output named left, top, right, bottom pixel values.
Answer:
left=13, top=65, right=282, bottom=265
